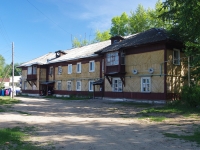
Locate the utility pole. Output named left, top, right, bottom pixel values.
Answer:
left=12, top=42, right=14, bottom=99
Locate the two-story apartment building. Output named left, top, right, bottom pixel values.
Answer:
left=19, top=28, right=186, bottom=101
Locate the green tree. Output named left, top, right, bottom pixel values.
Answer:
left=149, top=0, right=172, bottom=29
left=110, top=0, right=172, bottom=36
left=0, top=55, right=5, bottom=78
left=129, top=5, right=152, bottom=34
left=94, top=30, right=111, bottom=42
left=161, top=0, right=200, bottom=82
left=110, top=12, right=129, bottom=36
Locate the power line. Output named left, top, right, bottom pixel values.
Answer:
left=26, top=0, right=71, bottom=35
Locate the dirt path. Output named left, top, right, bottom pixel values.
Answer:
left=0, top=97, right=199, bottom=150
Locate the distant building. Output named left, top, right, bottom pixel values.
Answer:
left=0, top=78, right=10, bottom=88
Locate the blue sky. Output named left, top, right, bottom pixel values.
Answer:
left=0, top=0, right=159, bottom=64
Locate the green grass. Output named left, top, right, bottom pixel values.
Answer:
left=114, top=101, right=153, bottom=108
left=0, top=108, right=5, bottom=112
left=0, top=96, right=20, bottom=105
left=164, top=130, right=200, bottom=145
left=0, top=127, right=42, bottom=150
left=137, top=104, right=200, bottom=121
left=138, top=114, right=166, bottom=122
left=16, top=111, right=31, bottom=115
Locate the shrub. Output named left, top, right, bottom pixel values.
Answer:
left=181, top=85, right=200, bottom=107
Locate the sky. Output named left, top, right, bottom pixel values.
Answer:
left=0, top=0, right=160, bottom=65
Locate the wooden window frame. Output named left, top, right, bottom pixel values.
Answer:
left=141, top=77, right=151, bottom=93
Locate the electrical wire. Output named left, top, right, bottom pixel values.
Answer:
left=26, top=0, right=71, bottom=36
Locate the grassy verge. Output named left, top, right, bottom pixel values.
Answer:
left=0, top=96, right=20, bottom=105
left=0, top=126, right=42, bottom=150
left=163, top=127, right=200, bottom=145
left=114, top=101, right=200, bottom=122
left=114, top=101, right=153, bottom=108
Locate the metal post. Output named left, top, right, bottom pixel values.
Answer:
left=188, top=56, right=190, bottom=87
left=12, top=42, right=14, bottom=99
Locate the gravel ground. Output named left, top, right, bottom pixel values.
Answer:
left=0, top=97, right=199, bottom=150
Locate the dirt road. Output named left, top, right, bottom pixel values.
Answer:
left=0, top=97, right=199, bottom=150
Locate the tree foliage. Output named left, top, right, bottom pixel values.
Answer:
left=110, top=12, right=129, bottom=36
left=0, top=55, right=5, bottom=78
left=93, top=30, right=111, bottom=42
left=110, top=0, right=171, bottom=36
left=161, top=0, right=200, bottom=82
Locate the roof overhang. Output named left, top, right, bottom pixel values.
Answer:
left=40, top=81, right=55, bottom=85
left=93, top=79, right=104, bottom=85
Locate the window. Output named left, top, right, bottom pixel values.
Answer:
left=57, top=81, right=62, bottom=90
left=89, top=60, right=95, bottom=72
left=27, top=66, right=32, bottom=75
left=173, top=49, right=180, bottom=65
left=106, top=51, right=119, bottom=66
left=24, top=81, right=27, bottom=90
left=112, top=78, right=122, bottom=92
left=102, top=59, right=104, bottom=71
left=49, top=66, right=53, bottom=75
left=141, top=77, right=151, bottom=92
left=76, top=62, right=81, bottom=73
left=89, top=80, right=94, bottom=91
left=33, top=66, right=37, bottom=74
left=68, top=64, right=72, bottom=74
left=67, top=81, right=72, bottom=91
left=76, top=81, right=81, bottom=91
left=58, top=66, right=62, bottom=75
left=121, top=51, right=125, bottom=65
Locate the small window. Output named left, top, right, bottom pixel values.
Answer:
left=33, top=66, right=37, bottom=74
left=141, top=77, right=151, bottom=92
left=67, top=81, right=72, bottom=91
left=173, top=49, right=180, bottom=65
left=89, top=60, right=95, bottom=72
left=57, top=81, right=62, bottom=90
left=102, top=59, right=104, bottom=71
left=89, top=80, right=94, bottom=91
left=112, top=78, right=122, bottom=92
left=121, top=51, right=125, bottom=65
left=24, top=81, right=27, bottom=90
left=27, top=66, right=32, bottom=75
left=68, top=64, right=72, bottom=74
left=49, top=66, right=53, bottom=75
left=58, top=66, right=62, bottom=75
left=76, top=81, right=81, bottom=91
left=76, top=62, right=81, bottom=73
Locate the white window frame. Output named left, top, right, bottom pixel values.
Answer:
left=173, top=49, right=180, bottom=65
left=106, top=51, right=119, bottom=66
left=89, top=60, right=95, bottom=72
left=67, top=81, right=72, bottom=91
left=112, top=78, right=122, bottom=92
left=57, top=81, right=62, bottom=90
left=49, top=66, right=53, bottom=75
left=58, top=66, right=62, bottom=75
left=76, top=62, right=81, bottom=73
left=68, top=64, right=72, bottom=74
left=33, top=66, right=37, bottom=74
left=76, top=81, right=81, bottom=91
left=27, top=66, right=32, bottom=75
left=141, top=77, right=151, bottom=93
left=89, top=80, right=94, bottom=91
